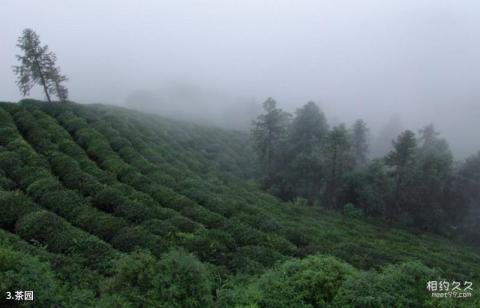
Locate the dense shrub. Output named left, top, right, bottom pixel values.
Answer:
left=67, top=172, right=101, bottom=196
left=72, top=206, right=127, bottom=241
left=332, top=261, right=441, bottom=307
left=141, top=219, right=178, bottom=237
left=0, top=152, right=21, bottom=174
left=92, top=187, right=125, bottom=213
left=0, top=245, right=60, bottom=307
left=153, top=249, right=214, bottom=307
left=15, top=166, right=52, bottom=188
left=167, top=215, right=203, bottom=233
left=15, top=210, right=77, bottom=253
left=107, top=250, right=158, bottom=295
left=0, top=127, right=18, bottom=145
left=26, top=178, right=63, bottom=200
left=68, top=237, right=115, bottom=270
left=111, top=226, right=163, bottom=255
left=180, top=205, right=226, bottom=229
left=218, top=255, right=357, bottom=307
left=113, top=200, right=153, bottom=223
left=14, top=209, right=117, bottom=273
left=0, top=176, right=14, bottom=191
left=37, top=190, right=85, bottom=215
left=284, top=228, right=310, bottom=248
left=107, top=249, right=213, bottom=307
left=0, top=191, right=35, bottom=231
left=330, top=241, right=396, bottom=269
left=229, top=245, right=286, bottom=273
left=263, top=255, right=356, bottom=306
left=186, top=229, right=233, bottom=265
left=223, top=219, right=264, bottom=247
left=57, top=112, right=89, bottom=132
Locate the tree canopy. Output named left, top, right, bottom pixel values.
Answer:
left=13, top=28, right=68, bottom=103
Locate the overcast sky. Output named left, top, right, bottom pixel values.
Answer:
left=1, top=0, right=480, bottom=157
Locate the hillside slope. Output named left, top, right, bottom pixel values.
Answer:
left=0, top=100, right=478, bottom=307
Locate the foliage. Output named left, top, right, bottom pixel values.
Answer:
left=333, top=261, right=439, bottom=307
left=0, top=245, right=60, bottom=307
left=107, top=249, right=213, bottom=307
left=252, top=100, right=479, bottom=236
left=0, top=100, right=478, bottom=307
left=13, top=29, right=68, bottom=102
left=220, top=254, right=357, bottom=307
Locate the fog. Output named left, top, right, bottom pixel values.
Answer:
left=1, top=0, right=480, bottom=158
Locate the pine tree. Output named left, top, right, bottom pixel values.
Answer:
left=287, top=101, right=329, bottom=201
left=385, top=130, right=417, bottom=219
left=418, top=124, right=439, bottom=148
left=13, top=28, right=68, bottom=102
left=45, top=53, right=69, bottom=102
left=413, top=125, right=453, bottom=229
left=455, top=152, right=480, bottom=243
left=289, top=101, right=328, bottom=151
left=351, top=119, right=369, bottom=166
left=252, top=98, right=291, bottom=191
left=325, top=124, right=352, bottom=208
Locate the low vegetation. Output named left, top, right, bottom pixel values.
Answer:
left=0, top=99, right=478, bottom=307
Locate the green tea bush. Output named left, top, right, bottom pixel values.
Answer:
left=68, top=237, right=115, bottom=270
left=332, top=261, right=439, bottom=307
left=107, top=250, right=158, bottom=294
left=284, top=228, right=310, bottom=248
left=118, top=168, right=149, bottom=188
left=15, top=166, right=52, bottom=188
left=92, top=187, right=125, bottom=213
left=229, top=245, right=286, bottom=273
left=0, top=152, right=21, bottom=174
left=26, top=178, right=63, bottom=200
left=73, top=206, right=127, bottom=241
left=0, top=127, right=18, bottom=145
left=15, top=210, right=76, bottom=253
left=0, top=176, right=14, bottom=191
left=38, top=190, right=84, bottom=215
left=141, top=219, right=178, bottom=237
left=186, top=228, right=233, bottom=265
left=180, top=205, right=226, bottom=229
left=0, top=246, right=60, bottom=307
left=111, top=226, right=163, bottom=255
left=105, top=249, right=198, bottom=306
left=0, top=191, right=36, bottom=231
left=113, top=200, right=152, bottom=223
left=58, top=113, right=89, bottom=132
left=224, top=219, right=264, bottom=247
left=255, top=255, right=357, bottom=307
left=167, top=215, right=203, bottom=233
left=153, top=249, right=214, bottom=307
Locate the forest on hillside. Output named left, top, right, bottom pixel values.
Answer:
left=251, top=98, right=480, bottom=244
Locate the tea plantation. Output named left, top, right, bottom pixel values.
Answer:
left=0, top=100, right=478, bottom=307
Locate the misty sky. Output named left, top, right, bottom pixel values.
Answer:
left=1, top=1, right=480, bottom=158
